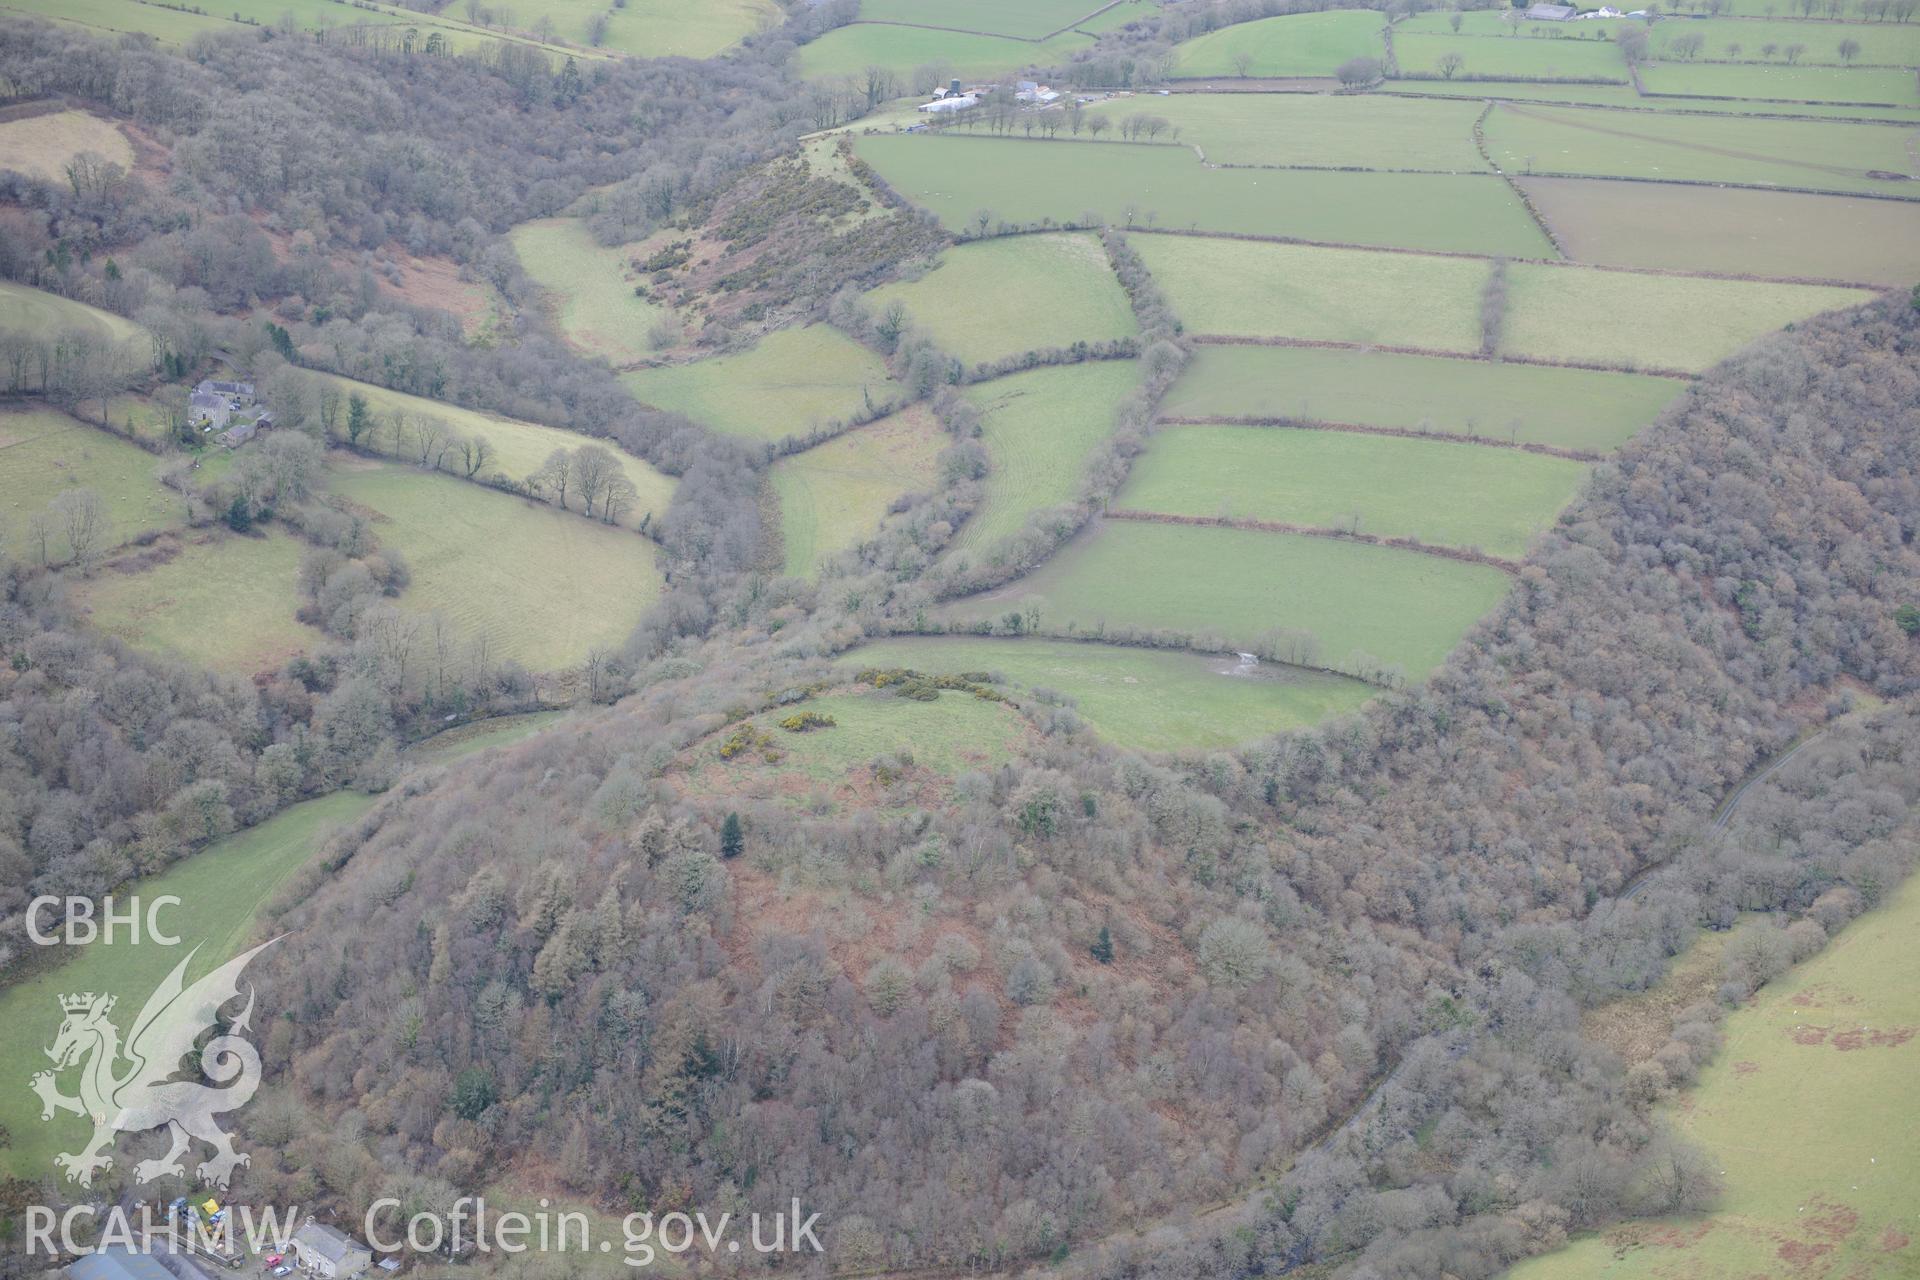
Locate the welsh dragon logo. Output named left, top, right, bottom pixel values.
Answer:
left=30, top=939, right=277, bottom=1188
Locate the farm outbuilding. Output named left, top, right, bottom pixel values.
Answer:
left=290, top=1222, right=373, bottom=1279
left=1525, top=4, right=1577, bottom=17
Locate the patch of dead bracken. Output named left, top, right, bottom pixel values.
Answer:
left=1776, top=1237, right=1834, bottom=1270
left=1803, top=1199, right=1860, bottom=1242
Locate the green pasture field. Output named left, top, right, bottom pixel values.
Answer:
left=856, top=135, right=1552, bottom=254
left=940, top=519, right=1513, bottom=678
left=1157, top=345, right=1683, bottom=454
left=856, top=0, right=1103, bottom=39
left=794, top=23, right=1092, bottom=83
left=508, top=217, right=671, bottom=365
left=319, top=374, right=675, bottom=531
left=403, top=710, right=570, bottom=767
left=1399, top=10, right=1635, bottom=37
left=622, top=325, right=902, bottom=444
left=1394, top=30, right=1631, bottom=80
left=0, top=790, right=378, bottom=1181
left=77, top=530, right=322, bottom=676
left=0, top=281, right=147, bottom=349
left=0, top=109, right=133, bottom=183
left=327, top=459, right=664, bottom=673
left=1382, top=80, right=1920, bottom=119
left=1084, top=92, right=1491, bottom=170
left=1651, top=16, right=1920, bottom=65
left=772, top=406, right=946, bottom=576
left=1118, top=426, right=1587, bottom=559
left=1168, top=10, right=1387, bottom=78
left=679, top=687, right=1030, bottom=810
left=952, top=361, right=1140, bottom=555
left=1, top=0, right=603, bottom=58
left=1523, top=177, right=1920, bottom=284
left=1072, top=0, right=1163, bottom=35
left=844, top=636, right=1378, bottom=751
left=1483, top=100, right=1919, bottom=195
left=0, top=0, right=230, bottom=43
left=1501, top=264, right=1876, bottom=371
left=1130, top=235, right=1491, bottom=351
left=0, top=412, right=187, bottom=555
left=1513, top=871, right=1920, bottom=1280
left=510, top=0, right=778, bottom=59
left=1639, top=60, right=1920, bottom=102
left=864, top=233, right=1138, bottom=367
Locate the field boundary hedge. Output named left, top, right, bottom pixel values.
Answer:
left=1188, top=333, right=1698, bottom=380
left=1504, top=164, right=1920, bottom=204
left=879, top=617, right=1397, bottom=689
left=1134, top=225, right=1887, bottom=288
left=1381, top=86, right=1919, bottom=127
left=1474, top=102, right=1571, bottom=257
left=1154, top=414, right=1605, bottom=462
left=1103, top=508, right=1524, bottom=572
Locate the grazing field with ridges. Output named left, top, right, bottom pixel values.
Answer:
left=1118, top=425, right=1588, bottom=559
left=940, top=519, right=1514, bottom=679
left=844, top=636, right=1378, bottom=751
left=1158, top=345, right=1683, bottom=453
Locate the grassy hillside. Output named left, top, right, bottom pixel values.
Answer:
left=1158, top=345, right=1682, bottom=454
left=674, top=685, right=1031, bottom=813
left=0, top=790, right=378, bottom=1181
left=1523, top=179, right=1920, bottom=285
left=941, top=519, right=1513, bottom=679
left=1118, top=426, right=1587, bottom=559
left=0, top=0, right=601, bottom=57
left=508, top=0, right=777, bottom=58
left=954, top=361, right=1139, bottom=554
left=1131, top=235, right=1489, bottom=350
left=622, top=326, right=902, bottom=443
left=855, top=0, right=1102, bottom=39
left=864, top=233, right=1138, bottom=367
left=76, top=530, right=323, bottom=676
left=855, top=135, right=1554, bottom=255
left=845, top=636, right=1377, bottom=751
left=508, top=217, right=672, bottom=364
left=0, top=411, right=187, bottom=554
left=0, top=281, right=146, bottom=347
left=1084, top=92, right=1491, bottom=169
left=1501, top=265, right=1876, bottom=372
left=771, top=406, right=946, bottom=576
left=1483, top=103, right=1920, bottom=197
left=0, top=109, right=132, bottom=182
left=320, top=374, right=675, bottom=530
left=327, top=459, right=664, bottom=672
left=795, top=23, right=1092, bottom=82
left=1513, top=872, right=1920, bottom=1280
left=1169, top=10, right=1386, bottom=77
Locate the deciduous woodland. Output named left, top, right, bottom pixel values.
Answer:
left=0, top=2, right=1915, bottom=1278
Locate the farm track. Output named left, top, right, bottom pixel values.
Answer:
left=1187, top=332, right=1698, bottom=381
left=1104, top=508, right=1523, bottom=572
left=1619, top=727, right=1831, bottom=902
left=1154, top=414, right=1605, bottom=462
